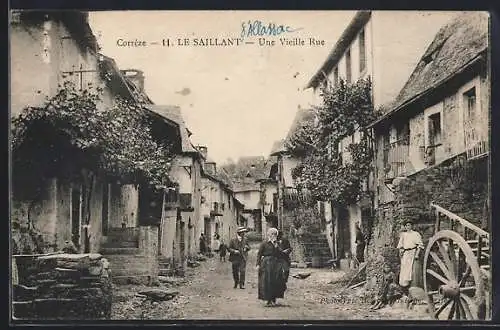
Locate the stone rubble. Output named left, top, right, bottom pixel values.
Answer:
left=13, top=253, right=112, bottom=320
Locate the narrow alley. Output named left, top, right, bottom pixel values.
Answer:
left=112, top=242, right=429, bottom=320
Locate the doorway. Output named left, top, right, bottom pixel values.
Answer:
left=71, top=185, right=82, bottom=251
left=337, top=206, right=351, bottom=258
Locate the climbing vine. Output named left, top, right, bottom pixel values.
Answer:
left=286, top=78, right=378, bottom=205
left=11, top=81, right=175, bottom=188
left=11, top=82, right=177, bottom=252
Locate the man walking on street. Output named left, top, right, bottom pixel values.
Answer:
left=228, top=226, right=251, bottom=289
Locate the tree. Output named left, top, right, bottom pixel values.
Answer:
left=286, top=78, right=377, bottom=205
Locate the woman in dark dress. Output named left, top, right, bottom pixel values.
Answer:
left=276, top=230, right=292, bottom=301
left=256, top=227, right=281, bottom=306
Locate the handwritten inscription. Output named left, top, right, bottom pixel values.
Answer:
left=241, top=20, right=303, bottom=39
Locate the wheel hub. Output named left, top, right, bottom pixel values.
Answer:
left=439, top=281, right=460, bottom=298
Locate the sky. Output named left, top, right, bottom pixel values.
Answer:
left=88, top=11, right=357, bottom=164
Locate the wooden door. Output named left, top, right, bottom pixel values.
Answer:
left=71, top=185, right=82, bottom=251
left=337, top=207, right=351, bottom=258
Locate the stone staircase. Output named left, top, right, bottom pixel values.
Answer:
left=100, top=227, right=156, bottom=284
left=299, top=231, right=332, bottom=268
left=158, top=256, right=178, bottom=277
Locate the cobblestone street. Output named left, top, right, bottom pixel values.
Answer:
left=112, top=243, right=430, bottom=320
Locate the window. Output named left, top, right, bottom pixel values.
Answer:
left=345, top=49, right=352, bottom=83
left=333, top=66, right=339, bottom=86
left=359, top=29, right=366, bottom=73
left=464, top=87, right=477, bottom=120
left=428, top=113, right=442, bottom=146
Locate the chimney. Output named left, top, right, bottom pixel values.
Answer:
left=121, top=69, right=145, bottom=92
left=196, top=146, right=208, bottom=159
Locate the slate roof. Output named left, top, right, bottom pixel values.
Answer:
left=144, top=105, right=199, bottom=154
left=231, top=178, right=261, bottom=192
left=370, top=12, right=489, bottom=127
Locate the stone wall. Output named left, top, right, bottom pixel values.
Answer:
left=366, top=153, right=489, bottom=293
left=12, top=253, right=112, bottom=320
left=394, top=154, right=488, bottom=239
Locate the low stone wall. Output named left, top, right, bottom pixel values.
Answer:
left=12, top=253, right=112, bottom=320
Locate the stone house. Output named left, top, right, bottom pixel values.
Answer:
left=143, top=105, right=204, bottom=274
left=302, top=10, right=456, bottom=263
left=367, top=12, right=490, bottom=254
left=10, top=11, right=184, bottom=284
left=10, top=11, right=127, bottom=254
left=257, top=176, right=278, bottom=238
left=269, top=110, right=332, bottom=267
left=197, top=147, right=242, bottom=247
left=233, top=180, right=263, bottom=232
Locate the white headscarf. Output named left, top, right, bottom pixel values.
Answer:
left=267, top=227, right=279, bottom=243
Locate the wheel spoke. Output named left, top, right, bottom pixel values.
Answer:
left=455, top=298, right=462, bottom=319
left=437, top=240, right=456, bottom=280
left=427, top=269, right=449, bottom=284
left=458, top=265, right=472, bottom=287
left=435, top=298, right=453, bottom=318
left=448, top=241, right=459, bottom=278
left=457, top=297, right=472, bottom=320
left=460, top=294, right=475, bottom=319
left=429, top=251, right=453, bottom=280
left=457, top=250, right=466, bottom=283
left=448, top=300, right=457, bottom=320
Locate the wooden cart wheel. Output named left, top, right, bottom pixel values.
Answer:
left=423, top=230, right=486, bottom=320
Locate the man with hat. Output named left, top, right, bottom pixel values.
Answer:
left=396, top=219, right=424, bottom=295
left=228, top=226, right=251, bottom=289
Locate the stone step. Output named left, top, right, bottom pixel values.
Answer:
left=106, top=228, right=140, bottom=242
left=101, top=241, right=139, bottom=249
left=112, top=275, right=151, bottom=285
left=111, top=267, right=153, bottom=276
left=100, top=247, right=141, bottom=255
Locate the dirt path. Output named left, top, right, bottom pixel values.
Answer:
left=112, top=243, right=430, bottom=320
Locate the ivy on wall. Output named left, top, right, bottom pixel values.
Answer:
left=11, top=81, right=176, bottom=188
left=286, top=78, right=379, bottom=205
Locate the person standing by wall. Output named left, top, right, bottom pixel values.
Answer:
left=228, top=227, right=250, bottom=289
left=355, top=221, right=366, bottom=263
left=397, top=219, right=424, bottom=296
left=199, top=233, right=206, bottom=255
left=212, top=234, right=221, bottom=254
left=276, top=230, right=292, bottom=303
